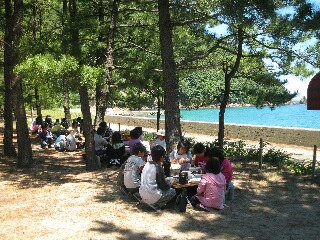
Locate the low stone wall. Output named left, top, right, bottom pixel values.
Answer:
left=104, top=115, right=320, bottom=147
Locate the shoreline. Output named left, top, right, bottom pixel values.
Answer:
left=103, top=104, right=318, bottom=131
left=104, top=114, right=320, bottom=148
left=107, top=122, right=315, bottom=162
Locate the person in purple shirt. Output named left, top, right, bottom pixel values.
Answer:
left=129, top=127, right=142, bottom=155
left=38, top=125, right=53, bottom=149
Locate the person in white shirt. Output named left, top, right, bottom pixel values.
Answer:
left=139, top=145, right=176, bottom=210
left=94, top=127, right=109, bottom=156
left=150, top=130, right=166, bottom=150
left=65, top=130, right=77, bottom=151
left=54, top=130, right=77, bottom=152
left=124, top=142, right=147, bottom=193
left=54, top=131, right=66, bottom=151
left=169, top=139, right=192, bottom=171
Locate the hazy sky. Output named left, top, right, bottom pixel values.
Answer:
left=284, top=75, right=311, bottom=100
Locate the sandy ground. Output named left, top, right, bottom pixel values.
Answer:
left=1, top=126, right=320, bottom=240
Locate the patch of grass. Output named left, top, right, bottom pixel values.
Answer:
left=26, top=108, right=85, bottom=125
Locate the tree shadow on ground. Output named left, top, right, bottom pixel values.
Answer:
left=1, top=125, right=320, bottom=239
left=90, top=221, right=162, bottom=240
left=0, top=128, right=91, bottom=189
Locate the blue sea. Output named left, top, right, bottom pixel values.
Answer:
left=147, top=104, right=320, bottom=130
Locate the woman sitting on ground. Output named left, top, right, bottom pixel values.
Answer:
left=190, top=156, right=226, bottom=210
left=106, top=131, right=126, bottom=167
left=94, top=127, right=109, bottom=156
left=129, top=128, right=142, bottom=156
left=150, top=130, right=166, bottom=150
left=30, top=116, right=43, bottom=135
left=38, top=124, right=53, bottom=149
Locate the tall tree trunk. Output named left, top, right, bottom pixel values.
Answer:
left=5, top=0, right=33, bottom=166
left=80, top=86, right=96, bottom=171
left=63, top=77, right=72, bottom=128
left=156, top=89, right=161, bottom=132
left=217, top=27, right=243, bottom=149
left=95, top=0, right=119, bottom=127
left=62, top=0, right=71, bottom=127
left=3, top=0, right=18, bottom=157
left=158, top=0, right=182, bottom=154
left=35, top=86, right=41, bottom=117
left=69, top=0, right=96, bottom=171
left=14, top=76, right=34, bottom=167
left=218, top=64, right=231, bottom=149
left=94, top=0, right=108, bottom=127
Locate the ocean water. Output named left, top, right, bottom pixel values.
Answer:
left=147, top=104, right=320, bottom=130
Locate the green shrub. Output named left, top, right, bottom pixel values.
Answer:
left=143, top=131, right=156, bottom=142
left=262, top=147, right=292, bottom=167
left=190, top=139, right=292, bottom=169
left=224, top=140, right=249, bottom=162
left=286, top=159, right=320, bottom=174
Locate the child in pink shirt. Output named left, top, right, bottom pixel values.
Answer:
left=190, top=157, right=226, bottom=210
left=209, top=147, right=233, bottom=188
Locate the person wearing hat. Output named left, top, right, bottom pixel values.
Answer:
left=150, top=130, right=166, bottom=150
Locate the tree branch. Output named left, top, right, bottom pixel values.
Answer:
left=177, top=34, right=235, bottom=66
left=172, top=13, right=220, bottom=27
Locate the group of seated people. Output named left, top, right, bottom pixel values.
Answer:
left=94, top=122, right=126, bottom=167
left=116, top=130, right=234, bottom=212
left=94, top=125, right=157, bottom=168
left=30, top=115, right=84, bottom=151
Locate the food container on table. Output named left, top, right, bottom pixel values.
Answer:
left=179, top=171, right=188, bottom=184
left=170, top=164, right=181, bottom=176
left=193, top=173, right=204, bottom=178
left=181, top=171, right=192, bottom=180
left=189, top=178, right=201, bottom=184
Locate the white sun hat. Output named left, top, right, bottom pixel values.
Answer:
left=156, top=130, right=165, bottom=136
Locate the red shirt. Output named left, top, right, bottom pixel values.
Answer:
left=194, top=155, right=209, bottom=170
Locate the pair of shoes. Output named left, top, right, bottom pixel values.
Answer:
left=147, top=203, right=161, bottom=212
left=110, top=159, right=120, bottom=165
left=197, top=204, right=222, bottom=212
left=120, top=186, right=130, bottom=197
left=132, top=192, right=142, bottom=202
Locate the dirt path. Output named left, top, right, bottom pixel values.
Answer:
left=1, top=128, right=320, bottom=239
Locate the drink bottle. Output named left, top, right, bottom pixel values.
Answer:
left=228, top=182, right=235, bottom=200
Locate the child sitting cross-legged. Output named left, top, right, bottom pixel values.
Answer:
left=139, top=145, right=176, bottom=210
left=124, top=142, right=147, bottom=194
left=190, top=156, right=226, bottom=211
left=38, top=124, right=53, bottom=149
